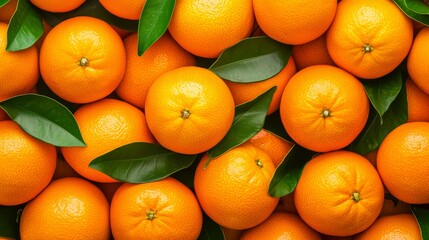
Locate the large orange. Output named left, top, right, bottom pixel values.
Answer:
left=116, top=32, right=196, bottom=109
left=168, top=0, right=254, bottom=58
left=291, top=33, right=336, bottom=70
left=326, top=0, right=413, bottom=79
left=61, top=98, right=155, bottom=183
left=110, top=177, right=203, bottom=239
left=406, top=78, right=429, bottom=122
left=253, top=0, right=337, bottom=45
left=145, top=66, right=235, bottom=155
left=0, top=0, right=17, bottom=23
left=407, top=27, right=429, bottom=94
left=29, top=0, right=85, bottom=12
left=280, top=65, right=370, bottom=153
left=99, top=0, right=146, bottom=20
left=0, top=120, right=57, bottom=206
left=40, top=16, right=126, bottom=104
left=20, top=177, right=110, bottom=240
left=377, top=122, right=429, bottom=204
left=194, top=142, right=279, bottom=230
left=294, top=150, right=385, bottom=237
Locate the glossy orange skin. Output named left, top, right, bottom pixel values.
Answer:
left=30, top=0, right=86, bottom=12
left=407, top=27, right=429, bottom=94
left=406, top=79, right=429, bottom=122
left=99, top=0, right=147, bottom=20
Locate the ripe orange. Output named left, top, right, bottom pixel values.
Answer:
left=294, top=150, right=385, bottom=237
left=145, top=66, right=235, bottom=155
left=168, top=0, right=254, bottom=58
left=291, top=33, right=336, bottom=70
left=377, top=122, right=429, bottom=204
left=224, top=56, right=296, bottom=115
left=116, top=32, right=196, bottom=109
left=406, top=78, right=429, bottom=122
left=61, top=98, right=155, bottom=183
left=194, top=142, right=279, bottom=230
left=280, top=65, right=370, bottom=153
left=40, top=16, right=126, bottom=104
left=0, top=0, right=17, bottom=23
left=407, top=27, right=429, bottom=94
left=29, top=0, right=85, bottom=12
left=20, top=177, right=110, bottom=240
left=326, top=0, right=413, bottom=79
left=253, top=0, right=337, bottom=45
left=0, top=120, right=57, bottom=206
left=99, top=0, right=146, bottom=20
left=110, top=177, right=203, bottom=239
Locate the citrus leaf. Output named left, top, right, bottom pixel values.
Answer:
left=0, top=94, right=85, bottom=147
left=198, top=213, right=225, bottom=240
left=137, top=0, right=175, bottom=56
left=6, top=0, right=43, bottom=51
left=394, top=0, right=429, bottom=26
left=405, top=0, right=429, bottom=15
left=0, top=0, right=10, bottom=7
left=263, top=110, right=292, bottom=142
left=411, top=205, right=429, bottom=240
left=207, top=86, right=276, bottom=159
left=89, top=142, right=197, bottom=183
left=0, top=205, right=24, bottom=239
left=209, top=36, right=292, bottom=83
left=268, top=144, right=316, bottom=197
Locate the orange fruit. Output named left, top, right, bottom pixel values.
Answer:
left=354, top=214, right=422, bottom=240
left=99, top=0, right=146, bottom=20
left=40, top=16, right=126, bottom=104
left=294, top=150, right=385, bottom=236
left=29, top=0, right=85, bottom=12
left=253, top=0, right=337, bottom=45
left=116, top=33, right=196, bottom=109
left=280, top=65, right=370, bottom=153
left=194, top=142, right=279, bottom=230
left=0, top=0, right=17, bottom=23
left=145, top=66, right=235, bottom=154
left=326, top=0, right=413, bottom=79
left=52, top=155, right=80, bottom=180
left=406, top=78, right=429, bottom=122
left=110, top=177, right=203, bottom=239
left=61, top=98, right=155, bottom=183
left=0, top=120, right=57, bottom=206
left=291, top=33, right=336, bottom=70
left=20, top=177, right=110, bottom=240
left=407, top=27, right=429, bottom=94
left=377, top=122, right=429, bottom=204
left=168, top=0, right=254, bottom=58
left=224, top=56, right=296, bottom=115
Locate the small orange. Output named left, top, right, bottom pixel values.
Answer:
left=291, top=33, right=336, bottom=70
left=406, top=78, right=429, bottom=122
left=30, top=0, right=85, bottom=12
left=99, top=0, right=146, bottom=20
left=407, top=27, right=429, bottom=94
left=52, top=155, right=80, bottom=180
left=0, top=0, right=17, bottom=23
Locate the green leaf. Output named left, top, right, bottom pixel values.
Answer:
left=0, top=94, right=85, bottom=147
left=137, top=0, right=175, bottom=56
left=394, top=0, right=429, bottom=26
left=268, top=144, right=316, bottom=197
left=411, top=205, right=429, bottom=240
left=89, top=142, right=197, bottom=183
left=0, top=205, right=24, bottom=239
left=6, top=0, right=43, bottom=51
left=207, top=87, right=276, bottom=159
left=0, top=0, right=10, bottom=7
left=405, top=0, right=429, bottom=15
left=198, top=213, right=225, bottom=240
left=209, top=36, right=292, bottom=83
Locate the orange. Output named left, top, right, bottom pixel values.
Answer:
left=40, top=16, right=126, bottom=104
left=52, top=155, right=80, bottom=180
left=99, top=0, right=146, bottom=20
left=377, top=122, right=429, bottom=204
left=116, top=33, right=196, bottom=109
left=280, top=65, right=370, bottom=153
left=0, top=120, right=57, bottom=206
left=0, top=0, right=17, bottom=23
left=110, top=177, right=202, bottom=239
left=29, top=0, right=85, bottom=12
left=326, top=0, right=413, bottom=79
left=253, top=0, right=337, bottom=45
left=379, top=197, right=411, bottom=217
left=145, top=66, right=235, bottom=155
left=354, top=214, right=422, bottom=240
left=168, top=0, right=254, bottom=58
left=194, top=142, right=279, bottom=230
left=224, top=56, right=296, bottom=115
left=240, top=212, right=322, bottom=240
left=20, top=177, right=110, bottom=240
left=294, top=150, right=385, bottom=236
left=407, top=27, right=429, bottom=94
left=406, top=78, right=429, bottom=122
left=61, top=98, right=155, bottom=183
left=292, top=33, right=336, bottom=70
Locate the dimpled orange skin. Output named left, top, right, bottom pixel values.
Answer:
left=407, top=27, right=429, bottom=94
left=29, top=0, right=86, bottom=12
left=99, top=0, right=146, bottom=20
left=292, top=33, right=336, bottom=70
left=406, top=79, right=429, bottom=122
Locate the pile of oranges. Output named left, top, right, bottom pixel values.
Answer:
left=1, top=0, right=428, bottom=239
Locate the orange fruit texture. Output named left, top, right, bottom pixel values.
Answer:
left=145, top=66, right=235, bottom=155
left=29, top=0, right=86, bottom=12
left=39, top=16, right=126, bottom=104
left=406, top=78, right=429, bottom=122
left=110, top=177, right=203, bottom=240
left=253, top=0, right=337, bottom=45
left=280, top=65, right=369, bottom=153
left=168, top=0, right=254, bottom=58
left=377, top=122, right=429, bottom=204
left=19, top=177, right=110, bottom=240
left=294, top=150, right=385, bottom=237
left=326, top=0, right=413, bottom=79
left=0, top=120, right=57, bottom=206
left=194, top=142, right=279, bottom=230
left=0, top=0, right=17, bottom=23
left=61, top=98, right=155, bottom=183
left=99, top=0, right=147, bottom=20
left=407, top=27, right=429, bottom=94
left=291, top=33, right=336, bottom=70
left=116, top=32, right=196, bottom=109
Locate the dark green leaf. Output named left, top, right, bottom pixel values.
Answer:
left=209, top=36, right=292, bottom=83
left=0, top=94, right=85, bottom=147
left=394, top=0, right=429, bottom=26
left=171, top=153, right=203, bottom=189
left=0, top=205, right=24, bottom=239
left=268, top=144, right=316, bottom=197
left=137, top=0, right=175, bottom=56
left=89, top=142, right=197, bottom=183
left=405, top=0, right=429, bottom=15
left=411, top=205, right=429, bottom=240
left=263, top=110, right=292, bottom=142
left=0, top=0, right=10, bottom=7
left=198, top=213, right=225, bottom=240
left=207, top=87, right=276, bottom=159
left=6, top=0, right=43, bottom=51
